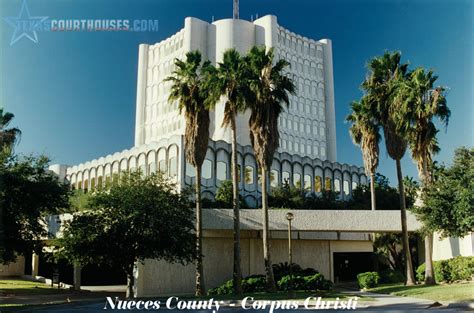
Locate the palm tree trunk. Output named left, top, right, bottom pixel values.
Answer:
left=369, top=172, right=378, bottom=272
left=195, top=165, right=205, bottom=296
left=424, top=232, right=435, bottom=285
left=420, top=159, right=436, bottom=285
left=230, top=118, right=242, bottom=295
left=370, top=172, right=376, bottom=211
left=396, top=159, right=416, bottom=285
left=261, top=167, right=276, bottom=292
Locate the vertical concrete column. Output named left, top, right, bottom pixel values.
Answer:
left=254, top=15, right=278, bottom=49
left=134, top=44, right=149, bottom=147
left=73, top=264, right=82, bottom=291
left=320, top=39, right=337, bottom=162
left=31, top=253, right=39, bottom=277
left=134, top=261, right=145, bottom=297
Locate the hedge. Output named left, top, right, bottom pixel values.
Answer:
left=416, top=256, right=474, bottom=283
left=208, top=271, right=332, bottom=295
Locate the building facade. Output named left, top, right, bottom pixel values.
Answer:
left=58, top=15, right=367, bottom=206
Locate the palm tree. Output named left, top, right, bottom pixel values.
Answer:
left=347, top=97, right=381, bottom=211
left=0, top=108, right=21, bottom=151
left=398, top=68, right=450, bottom=285
left=246, top=46, right=295, bottom=291
left=206, top=48, right=250, bottom=294
left=0, top=108, right=21, bottom=269
left=165, top=51, right=211, bottom=296
left=362, top=51, right=416, bottom=285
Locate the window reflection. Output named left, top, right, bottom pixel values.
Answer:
left=245, top=166, right=254, bottom=185
left=352, top=181, right=358, bottom=191
left=293, top=173, right=301, bottom=189
left=325, top=177, right=332, bottom=191
left=314, top=176, right=322, bottom=193
left=282, top=171, right=290, bottom=185
left=343, top=180, right=350, bottom=196
left=334, top=179, right=341, bottom=193
left=270, top=169, right=279, bottom=187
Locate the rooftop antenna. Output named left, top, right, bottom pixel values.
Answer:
left=233, top=0, right=239, bottom=19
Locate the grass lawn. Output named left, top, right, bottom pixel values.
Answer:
left=368, top=281, right=474, bottom=302
left=0, top=279, right=69, bottom=296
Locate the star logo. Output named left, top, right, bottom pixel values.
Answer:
left=3, top=0, right=49, bottom=46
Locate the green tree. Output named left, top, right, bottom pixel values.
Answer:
left=166, top=51, right=211, bottom=296
left=362, top=51, right=416, bottom=285
left=0, top=155, right=69, bottom=263
left=246, top=46, right=295, bottom=291
left=347, top=96, right=381, bottom=211
left=206, top=48, right=250, bottom=294
left=398, top=68, right=451, bottom=285
left=0, top=108, right=21, bottom=152
left=415, top=147, right=473, bottom=240
left=60, top=171, right=195, bottom=298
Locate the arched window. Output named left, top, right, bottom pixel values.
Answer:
left=202, top=159, right=212, bottom=179
left=148, top=162, right=157, bottom=174
left=304, top=174, right=311, bottom=191
left=217, top=161, right=227, bottom=182
left=293, top=173, right=302, bottom=189
left=158, top=149, right=166, bottom=173
left=186, top=162, right=195, bottom=177
left=168, top=146, right=178, bottom=177
left=325, top=177, right=332, bottom=191
left=282, top=171, right=290, bottom=185
left=343, top=180, right=350, bottom=196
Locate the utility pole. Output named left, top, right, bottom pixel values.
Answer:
left=233, top=0, right=239, bottom=19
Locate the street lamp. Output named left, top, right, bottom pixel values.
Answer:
left=286, top=212, right=294, bottom=294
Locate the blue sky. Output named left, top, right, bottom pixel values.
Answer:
left=1, top=0, right=472, bottom=186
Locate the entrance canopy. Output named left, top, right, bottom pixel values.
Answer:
left=203, top=209, right=421, bottom=233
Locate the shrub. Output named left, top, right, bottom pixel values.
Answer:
left=208, top=275, right=267, bottom=295
left=272, top=262, right=318, bottom=281
left=357, top=272, right=380, bottom=289
left=208, top=279, right=233, bottom=295
left=277, top=275, right=307, bottom=291
left=277, top=273, right=333, bottom=291
left=379, top=270, right=405, bottom=283
left=304, top=273, right=333, bottom=290
left=242, top=275, right=266, bottom=293
left=416, top=256, right=474, bottom=283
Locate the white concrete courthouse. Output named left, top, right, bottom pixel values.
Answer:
left=38, top=15, right=470, bottom=296
left=56, top=14, right=368, bottom=206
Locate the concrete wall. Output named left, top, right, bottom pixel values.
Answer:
left=432, top=232, right=473, bottom=261
left=135, top=231, right=372, bottom=297
left=0, top=256, right=25, bottom=277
